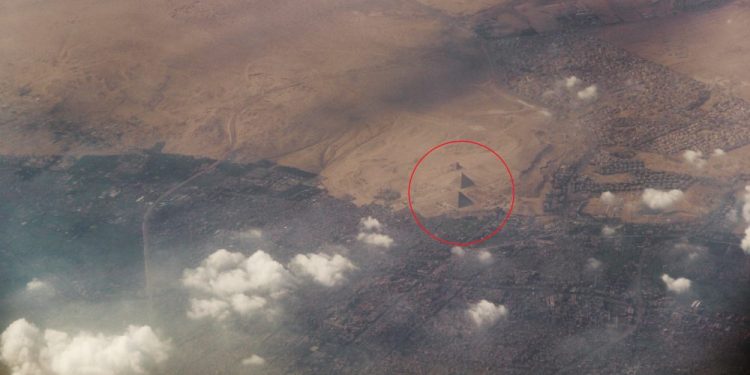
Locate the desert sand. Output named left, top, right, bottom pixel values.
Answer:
left=0, top=0, right=579, bottom=217
left=5, top=1, right=731, bottom=218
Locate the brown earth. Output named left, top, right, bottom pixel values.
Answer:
left=0, top=0, right=737, bottom=218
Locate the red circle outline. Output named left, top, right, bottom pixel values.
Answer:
left=407, top=139, right=516, bottom=247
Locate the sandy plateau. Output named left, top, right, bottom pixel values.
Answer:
left=0, top=0, right=574, bottom=217
left=310, top=83, right=558, bottom=216
left=409, top=142, right=513, bottom=218
left=5, top=0, right=735, bottom=219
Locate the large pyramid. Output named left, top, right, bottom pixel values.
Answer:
left=460, top=172, right=475, bottom=189
left=458, top=191, right=474, bottom=208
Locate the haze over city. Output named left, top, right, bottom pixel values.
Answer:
left=1, top=0, right=749, bottom=374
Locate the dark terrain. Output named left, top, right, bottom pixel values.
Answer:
left=1, top=150, right=748, bottom=374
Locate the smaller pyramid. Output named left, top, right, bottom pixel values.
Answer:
left=460, top=173, right=475, bottom=189
left=458, top=192, right=474, bottom=208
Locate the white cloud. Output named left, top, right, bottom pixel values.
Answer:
left=682, top=150, right=706, bottom=168
left=602, top=225, right=616, bottom=236
left=183, top=248, right=357, bottom=320
left=356, top=232, right=394, bottom=248
left=586, top=258, right=602, bottom=270
left=1, top=318, right=170, bottom=375
left=241, top=354, right=265, bottom=366
left=742, top=186, right=750, bottom=222
left=356, top=216, right=393, bottom=248
left=357, top=216, right=393, bottom=247
left=682, top=149, right=726, bottom=168
left=231, top=228, right=263, bottom=242
left=577, top=85, right=598, bottom=100
left=359, top=216, right=383, bottom=232
left=182, top=249, right=291, bottom=321
left=1, top=319, right=43, bottom=375
left=25, top=279, right=53, bottom=295
left=230, top=294, right=268, bottom=316
left=741, top=227, right=750, bottom=255
left=661, top=274, right=691, bottom=294
left=450, top=246, right=465, bottom=256
left=466, top=300, right=507, bottom=328
left=740, top=186, right=750, bottom=255
left=600, top=191, right=617, bottom=205
left=564, top=76, right=581, bottom=88
left=476, top=249, right=493, bottom=264
left=673, top=243, right=706, bottom=261
left=183, top=249, right=289, bottom=297
left=289, top=253, right=356, bottom=287
left=245, top=229, right=263, bottom=238
left=186, top=298, right=232, bottom=321
left=642, top=188, right=684, bottom=210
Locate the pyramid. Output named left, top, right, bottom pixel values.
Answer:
left=460, top=173, right=475, bottom=189
left=458, top=192, right=474, bottom=208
